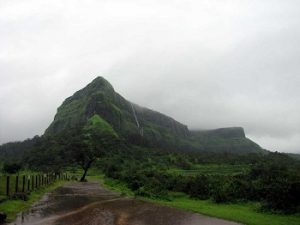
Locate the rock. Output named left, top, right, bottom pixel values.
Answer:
left=11, top=192, right=28, bottom=201
left=0, top=212, right=7, bottom=223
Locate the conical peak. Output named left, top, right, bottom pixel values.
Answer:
left=88, top=76, right=114, bottom=92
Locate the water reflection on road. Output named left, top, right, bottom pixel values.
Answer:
left=10, top=182, right=241, bottom=225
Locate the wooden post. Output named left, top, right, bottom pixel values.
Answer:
left=27, top=176, right=30, bottom=191
left=6, top=176, right=10, bottom=196
left=22, top=175, right=25, bottom=192
left=32, top=175, right=34, bottom=190
left=15, top=176, right=19, bottom=193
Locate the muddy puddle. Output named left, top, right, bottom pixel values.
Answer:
left=9, top=182, right=241, bottom=225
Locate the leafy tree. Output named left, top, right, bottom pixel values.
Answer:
left=71, top=114, right=120, bottom=181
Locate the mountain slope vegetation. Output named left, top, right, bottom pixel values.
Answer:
left=44, top=76, right=262, bottom=153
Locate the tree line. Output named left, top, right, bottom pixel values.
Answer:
left=1, top=124, right=299, bottom=214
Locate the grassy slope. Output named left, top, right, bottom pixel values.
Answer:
left=0, top=180, right=68, bottom=222
left=93, top=174, right=300, bottom=225
left=86, top=114, right=118, bottom=137
left=153, top=197, right=300, bottom=225
left=169, top=164, right=250, bottom=176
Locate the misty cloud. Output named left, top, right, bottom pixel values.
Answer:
left=0, top=0, right=299, bottom=153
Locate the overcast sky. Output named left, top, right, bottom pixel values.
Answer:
left=0, top=0, right=300, bottom=153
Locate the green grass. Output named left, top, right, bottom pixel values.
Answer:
left=153, top=196, right=300, bottom=225
left=169, top=164, right=250, bottom=176
left=85, top=114, right=118, bottom=137
left=0, top=180, right=69, bottom=222
left=96, top=174, right=300, bottom=225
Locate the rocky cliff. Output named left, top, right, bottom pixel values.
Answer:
left=45, top=76, right=262, bottom=153
left=45, top=77, right=190, bottom=146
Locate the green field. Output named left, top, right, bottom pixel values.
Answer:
left=95, top=174, right=300, bottom=225
left=169, top=164, right=250, bottom=176
left=154, top=195, right=300, bottom=225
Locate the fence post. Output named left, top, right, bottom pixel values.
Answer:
left=6, top=176, right=10, bottom=196
left=22, top=175, right=25, bottom=192
left=15, top=175, right=19, bottom=193
left=27, top=176, right=30, bottom=191
left=32, top=175, right=34, bottom=190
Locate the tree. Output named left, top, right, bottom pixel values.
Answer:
left=71, top=114, right=120, bottom=182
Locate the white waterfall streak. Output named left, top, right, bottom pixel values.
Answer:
left=130, top=103, right=143, bottom=136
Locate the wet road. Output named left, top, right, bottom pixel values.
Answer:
left=10, top=182, right=241, bottom=225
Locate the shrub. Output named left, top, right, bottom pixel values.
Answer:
left=2, top=162, right=22, bottom=174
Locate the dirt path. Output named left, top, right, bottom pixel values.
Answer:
left=10, top=182, right=241, bottom=225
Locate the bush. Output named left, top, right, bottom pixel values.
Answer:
left=2, top=162, right=21, bottom=174
left=261, top=179, right=300, bottom=213
left=211, top=180, right=232, bottom=203
left=211, top=177, right=249, bottom=203
left=135, top=178, right=169, bottom=199
left=186, top=175, right=210, bottom=200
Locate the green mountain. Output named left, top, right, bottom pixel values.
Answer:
left=44, top=76, right=262, bottom=153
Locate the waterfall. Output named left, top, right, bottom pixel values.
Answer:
left=130, top=102, right=143, bottom=136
